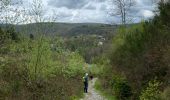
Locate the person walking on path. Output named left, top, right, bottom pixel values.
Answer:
left=83, top=73, right=89, bottom=93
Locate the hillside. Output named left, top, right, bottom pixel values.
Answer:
left=9, top=22, right=118, bottom=37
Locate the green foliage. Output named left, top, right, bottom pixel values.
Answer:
left=0, top=31, right=86, bottom=99
left=0, top=27, right=8, bottom=43
left=102, top=1, right=170, bottom=99
left=140, top=79, right=161, bottom=100
left=94, top=79, right=117, bottom=100
left=6, top=26, right=20, bottom=42
left=27, top=37, right=53, bottom=79
left=64, top=34, right=107, bottom=63
left=0, top=27, right=11, bottom=52
left=88, top=64, right=101, bottom=76
left=29, top=34, right=34, bottom=39
left=91, top=55, right=110, bottom=76
left=62, top=51, right=84, bottom=77
left=111, top=75, right=132, bottom=100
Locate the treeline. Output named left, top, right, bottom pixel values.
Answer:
left=0, top=26, right=86, bottom=99
left=98, top=1, right=170, bottom=100
left=0, top=23, right=117, bottom=37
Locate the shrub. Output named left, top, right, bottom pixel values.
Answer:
left=0, top=35, right=85, bottom=99
left=111, top=75, right=132, bottom=100
left=140, top=79, right=161, bottom=100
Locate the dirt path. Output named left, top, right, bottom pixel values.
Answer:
left=80, top=78, right=106, bottom=100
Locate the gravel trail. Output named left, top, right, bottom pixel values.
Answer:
left=80, top=78, right=106, bottom=100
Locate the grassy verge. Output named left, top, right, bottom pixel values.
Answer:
left=94, top=78, right=116, bottom=100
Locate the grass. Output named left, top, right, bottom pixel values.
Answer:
left=94, top=78, right=117, bottom=100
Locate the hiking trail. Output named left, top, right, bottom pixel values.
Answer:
left=80, top=78, right=106, bottom=100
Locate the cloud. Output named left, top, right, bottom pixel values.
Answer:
left=0, top=0, right=159, bottom=24
left=83, top=3, right=96, bottom=10
left=48, top=0, right=88, bottom=9
left=45, top=0, right=110, bottom=23
left=48, top=0, right=105, bottom=9
left=142, top=10, right=154, bottom=18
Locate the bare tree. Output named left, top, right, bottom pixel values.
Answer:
left=29, top=0, right=45, bottom=23
left=109, top=0, right=136, bottom=25
left=0, top=0, right=27, bottom=25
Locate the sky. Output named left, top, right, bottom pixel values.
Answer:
left=0, top=0, right=159, bottom=24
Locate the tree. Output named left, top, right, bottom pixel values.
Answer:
left=0, top=27, right=6, bottom=45
left=29, top=0, right=44, bottom=23
left=28, top=0, right=59, bottom=80
left=30, top=34, right=34, bottom=40
left=6, top=26, right=20, bottom=41
left=109, top=0, right=136, bottom=25
left=0, top=0, right=26, bottom=25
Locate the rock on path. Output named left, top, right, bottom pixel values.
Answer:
left=80, top=78, right=106, bottom=100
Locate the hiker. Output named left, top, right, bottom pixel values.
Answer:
left=83, top=73, right=88, bottom=93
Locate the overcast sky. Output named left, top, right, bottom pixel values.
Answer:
left=0, top=0, right=159, bottom=24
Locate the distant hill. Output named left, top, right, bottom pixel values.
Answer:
left=0, top=22, right=118, bottom=37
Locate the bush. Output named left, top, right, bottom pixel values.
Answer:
left=111, top=75, right=132, bottom=100
left=0, top=35, right=85, bottom=100
left=140, top=79, right=161, bottom=100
